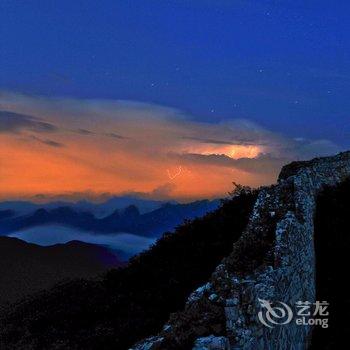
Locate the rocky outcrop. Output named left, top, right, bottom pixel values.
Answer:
left=131, top=151, right=350, bottom=350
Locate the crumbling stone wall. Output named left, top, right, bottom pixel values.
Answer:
left=131, top=151, right=350, bottom=350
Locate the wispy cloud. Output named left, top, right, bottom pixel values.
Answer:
left=170, top=152, right=287, bottom=174
left=181, top=136, right=265, bottom=146
left=0, top=91, right=343, bottom=201
left=74, top=128, right=95, bottom=135
left=103, top=132, right=126, bottom=140
left=29, top=135, right=64, bottom=148
left=0, top=110, right=58, bottom=134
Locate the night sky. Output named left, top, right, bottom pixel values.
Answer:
left=0, top=1, right=349, bottom=200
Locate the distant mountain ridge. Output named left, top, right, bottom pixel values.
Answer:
left=0, top=199, right=220, bottom=237
left=0, top=196, right=172, bottom=217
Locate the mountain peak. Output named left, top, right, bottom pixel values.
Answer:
left=123, top=205, right=140, bottom=217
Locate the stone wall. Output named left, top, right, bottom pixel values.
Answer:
left=131, top=151, right=350, bottom=350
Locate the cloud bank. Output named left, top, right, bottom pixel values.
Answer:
left=0, top=91, right=342, bottom=201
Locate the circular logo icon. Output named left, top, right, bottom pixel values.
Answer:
left=258, top=298, right=293, bottom=328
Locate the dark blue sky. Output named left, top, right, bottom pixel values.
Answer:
left=1, top=0, right=349, bottom=147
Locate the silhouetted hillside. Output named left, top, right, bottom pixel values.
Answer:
left=0, top=191, right=256, bottom=350
left=311, top=178, right=350, bottom=348
left=0, top=237, right=122, bottom=306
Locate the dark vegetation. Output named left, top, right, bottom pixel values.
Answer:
left=0, top=190, right=257, bottom=350
left=311, top=178, right=350, bottom=349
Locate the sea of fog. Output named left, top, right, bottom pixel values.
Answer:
left=8, top=225, right=156, bottom=259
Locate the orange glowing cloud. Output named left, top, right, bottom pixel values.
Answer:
left=0, top=91, right=341, bottom=201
